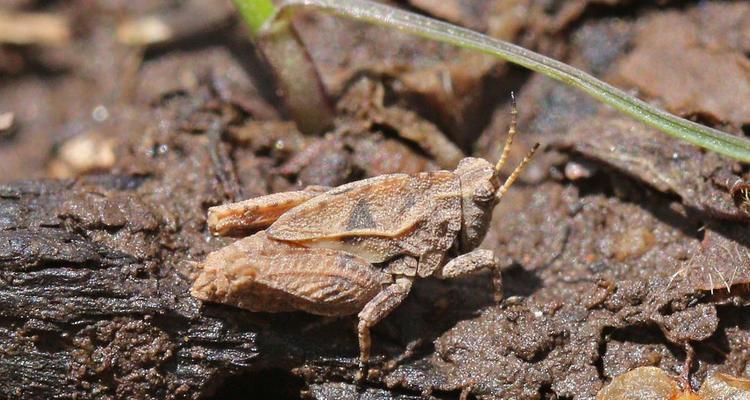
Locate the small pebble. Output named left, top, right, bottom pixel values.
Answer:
left=613, top=227, right=655, bottom=261
left=0, top=112, right=14, bottom=133
left=564, top=160, right=597, bottom=181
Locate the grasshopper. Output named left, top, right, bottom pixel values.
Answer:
left=191, top=98, right=538, bottom=371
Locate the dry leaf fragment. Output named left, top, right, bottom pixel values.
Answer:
left=597, top=367, right=695, bottom=400
left=698, top=373, right=750, bottom=400
left=0, top=11, right=70, bottom=46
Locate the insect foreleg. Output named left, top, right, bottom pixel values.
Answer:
left=437, top=249, right=502, bottom=302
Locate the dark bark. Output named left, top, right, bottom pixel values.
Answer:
left=0, top=178, right=260, bottom=399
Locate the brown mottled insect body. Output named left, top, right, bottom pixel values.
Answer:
left=267, top=170, right=462, bottom=268
left=192, top=231, right=385, bottom=316
left=191, top=97, right=538, bottom=372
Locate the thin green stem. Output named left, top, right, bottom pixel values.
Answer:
left=233, top=0, right=276, bottom=37
left=270, top=0, right=750, bottom=162
left=233, top=0, right=333, bottom=134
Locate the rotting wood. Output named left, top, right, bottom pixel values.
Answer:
left=0, top=177, right=336, bottom=399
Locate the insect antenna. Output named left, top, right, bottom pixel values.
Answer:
left=494, top=92, right=518, bottom=174
left=495, top=93, right=540, bottom=201
left=496, top=143, right=539, bottom=201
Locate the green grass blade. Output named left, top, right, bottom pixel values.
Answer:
left=234, top=0, right=276, bottom=37
left=272, top=0, right=750, bottom=162
left=233, top=0, right=333, bottom=134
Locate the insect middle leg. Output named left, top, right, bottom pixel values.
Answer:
left=437, top=249, right=502, bottom=302
left=357, top=275, right=414, bottom=372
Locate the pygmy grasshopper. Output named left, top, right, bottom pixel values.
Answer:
left=191, top=98, right=538, bottom=372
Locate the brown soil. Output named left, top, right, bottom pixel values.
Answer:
left=1, top=1, right=749, bottom=399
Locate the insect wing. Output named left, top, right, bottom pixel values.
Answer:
left=266, top=172, right=461, bottom=261
left=207, top=186, right=329, bottom=236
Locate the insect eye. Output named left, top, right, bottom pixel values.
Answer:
left=474, top=184, right=495, bottom=204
